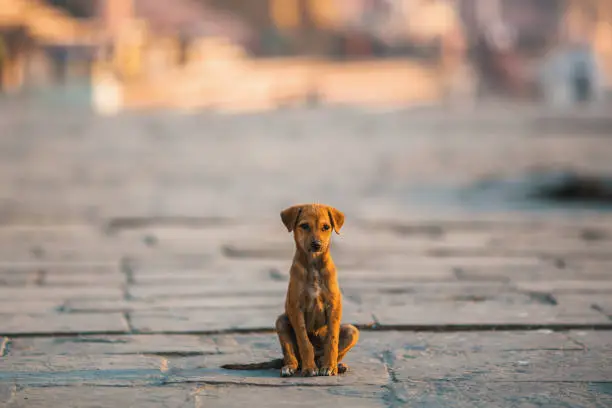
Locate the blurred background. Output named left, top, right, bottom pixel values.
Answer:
left=0, top=0, right=611, bottom=221
left=0, top=0, right=611, bottom=111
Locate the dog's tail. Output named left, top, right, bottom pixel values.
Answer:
left=221, top=358, right=284, bottom=370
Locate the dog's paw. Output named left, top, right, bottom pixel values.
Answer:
left=301, top=367, right=318, bottom=377
left=318, top=365, right=338, bottom=376
left=337, top=363, right=348, bottom=374
left=280, top=366, right=297, bottom=377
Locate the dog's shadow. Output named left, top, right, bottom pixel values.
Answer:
left=217, top=368, right=281, bottom=379
left=167, top=367, right=351, bottom=385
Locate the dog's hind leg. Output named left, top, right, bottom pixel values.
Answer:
left=276, top=314, right=300, bottom=377
left=336, top=324, right=359, bottom=373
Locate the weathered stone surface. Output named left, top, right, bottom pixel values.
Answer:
left=66, top=295, right=286, bottom=313
left=9, top=335, right=220, bottom=357
left=132, top=269, right=273, bottom=284
left=124, top=253, right=216, bottom=270
left=0, top=262, right=118, bottom=273
left=2, top=354, right=162, bottom=373
left=355, top=330, right=580, bottom=353
left=516, top=280, right=612, bottom=294
left=372, top=303, right=610, bottom=326
left=366, top=256, right=544, bottom=269
left=454, top=263, right=612, bottom=282
left=2, top=106, right=612, bottom=406
left=0, top=247, right=123, bottom=263
left=194, top=386, right=387, bottom=408
left=351, top=291, right=534, bottom=308
left=168, top=362, right=388, bottom=387
left=6, top=385, right=196, bottom=407
left=0, top=384, right=16, bottom=405
left=128, top=282, right=288, bottom=299
left=555, top=294, right=612, bottom=314
left=0, top=287, right=123, bottom=301
left=392, top=349, right=612, bottom=382
left=0, top=270, right=41, bottom=286
left=392, top=381, right=612, bottom=408
left=130, top=306, right=374, bottom=333
left=0, top=354, right=165, bottom=386
left=44, top=271, right=125, bottom=285
left=0, top=300, right=64, bottom=314
left=340, top=267, right=455, bottom=282
left=567, top=330, right=612, bottom=351
left=0, top=313, right=129, bottom=335
left=129, top=309, right=279, bottom=333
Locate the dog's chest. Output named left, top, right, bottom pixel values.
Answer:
left=304, top=268, right=327, bottom=328
left=307, top=268, right=322, bottom=297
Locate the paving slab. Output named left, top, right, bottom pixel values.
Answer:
left=129, top=308, right=375, bottom=333
left=129, top=309, right=280, bottom=333
left=453, top=264, right=612, bottom=282
left=391, top=381, right=612, bottom=408
left=0, top=313, right=129, bottom=335
left=194, top=385, right=387, bottom=408
left=0, top=300, right=64, bottom=314
left=0, top=270, right=41, bottom=286
left=567, top=330, right=612, bottom=351
left=65, top=295, right=287, bottom=313
left=6, top=385, right=197, bottom=408
left=392, top=348, right=612, bottom=382
left=128, top=282, right=288, bottom=299
left=131, top=269, right=275, bottom=285
left=372, top=302, right=610, bottom=327
left=9, top=335, right=220, bottom=357
left=43, top=271, right=125, bottom=286
left=516, top=280, right=612, bottom=294
left=339, top=267, right=456, bottom=282
left=0, top=262, right=118, bottom=273
left=0, top=286, right=123, bottom=301
left=351, top=291, right=534, bottom=307
left=0, top=354, right=165, bottom=386
left=355, top=330, right=581, bottom=353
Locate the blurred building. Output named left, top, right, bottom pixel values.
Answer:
left=0, top=0, right=253, bottom=93
left=0, top=0, right=98, bottom=92
left=1, top=0, right=609, bottom=108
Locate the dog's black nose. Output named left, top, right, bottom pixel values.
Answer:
left=310, top=240, right=322, bottom=251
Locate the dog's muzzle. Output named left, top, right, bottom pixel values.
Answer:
left=310, top=240, right=322, bottom=252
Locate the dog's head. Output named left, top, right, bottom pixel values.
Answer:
left=280, top=204, right=344, bottom=255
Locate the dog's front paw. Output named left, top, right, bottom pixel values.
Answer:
left=300, top=367, right=318, bottom=377
left=280, top=365, right=297, bottom=377
left=318, top=365, right=338, bottom=376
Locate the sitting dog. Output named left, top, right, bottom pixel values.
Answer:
left=222, top=203, right=359, bottom=377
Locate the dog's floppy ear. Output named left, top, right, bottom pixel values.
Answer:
left=327, top=206, right=344, bottom=234
left=280, top=205, right=303, bottom=232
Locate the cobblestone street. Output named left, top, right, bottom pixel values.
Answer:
left=0, top=104, right=611, bottom=407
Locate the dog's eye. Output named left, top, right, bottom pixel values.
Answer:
left=322, top=224, right=331, bottom=231
left=299, top=223, right=310, bottom=231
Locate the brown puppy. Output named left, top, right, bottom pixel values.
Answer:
left=221, top=204, right=359, bottom=377
left=276, top=203, right=359, bottom=377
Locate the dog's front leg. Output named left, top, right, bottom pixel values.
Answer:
left=287, top=309, right=317, bottom=376
left=319, top=301, right=341, bottom=376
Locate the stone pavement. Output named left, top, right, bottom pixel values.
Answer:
left=0, top=104, right=611, bottom=406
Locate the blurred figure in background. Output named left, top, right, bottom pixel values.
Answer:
left=406, top=0, right=474, bottom=108
left=539, top=1, right=606, bottom=107
left=473, top=18, right=522, bottom=98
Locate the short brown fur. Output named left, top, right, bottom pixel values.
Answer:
left=221, top=204, right=358, bottom=377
